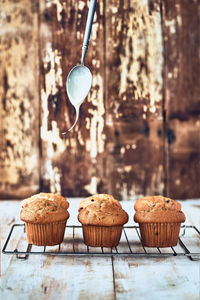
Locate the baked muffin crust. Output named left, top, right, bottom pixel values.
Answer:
left=20, top=193, right=70, bottom=224
left=134, top=195, right=185, bottom=223
left=79, top=194, right=122, bottom=211
left=78, top=194, right=128, bottom=226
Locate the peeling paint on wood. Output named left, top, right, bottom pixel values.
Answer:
left=103, top=0, right=164, bottom=200
left=0, top=0, right=200, bottom=200
left=39, top=0, right=105, bottom=196
left=0, top=0, right=40, bottom=198
left=1, top=199, right=200, bottom=299
left=162, top=0, right=200, bottom=199
left=105, top=0, right=163, bottom=122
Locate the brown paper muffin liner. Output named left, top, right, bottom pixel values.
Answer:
left=82, top=225, right=123, bottom=247
left=138, top=222, right=181, bottom=247
left=24, top=220, right=67, bottom=246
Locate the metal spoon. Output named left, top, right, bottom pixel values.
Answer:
left=64, top=0, right=97, bottom=133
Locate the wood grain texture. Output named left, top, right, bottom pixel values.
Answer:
left=103, top=0, right=164, bottom=199
left=39, top=0, right=165, bottom=200
left=162, top=0, right=200, bottom=199
left=113, top=256, right=199, bottom=300
left=39, top=0, right=105, bottom=197
left=0, top=0, right=40, bottom=198
left=1, top=199, right=200, bottom=299
left=0, top=0, right=200, bottom=200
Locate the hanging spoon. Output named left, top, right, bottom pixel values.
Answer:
left=63, top=0, right=97, bottom=133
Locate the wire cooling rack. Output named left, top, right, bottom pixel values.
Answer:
left=2, top=224, right=200, bottom=261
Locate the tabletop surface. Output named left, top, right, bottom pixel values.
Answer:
left=0, top=198, right=200, bottom=300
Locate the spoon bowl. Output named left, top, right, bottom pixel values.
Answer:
left=66, top=65, right=92, bottom=131
left=67, top=65, right=92, bottom=107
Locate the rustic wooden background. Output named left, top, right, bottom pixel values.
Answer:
left=0, top=0, right=200, bottom=200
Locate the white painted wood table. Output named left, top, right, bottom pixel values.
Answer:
left=0, top=199, right=200, bottom=300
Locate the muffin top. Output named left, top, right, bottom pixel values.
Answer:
left=78, top=194, right=128, bottom=226
left=20, top=193, right=70, bottom=224
left=134, top=195, right=185, bottom=223
left=79, top=194, right=122, bottom=210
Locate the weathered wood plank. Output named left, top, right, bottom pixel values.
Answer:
left=0, top=0, right=40, bottom=199
left=0, top=255, right=115, bottom=300
left=162, top=0, right=200, bottom=118
left=1, top=199, right=199, bottom=299
left=166, top=118, right=200, bottom=199
left=1, top=0, right=200, bottom=200
left=113, top=256, right=199, bottom=300
left=0, top=199, right=115, bottom=300
left=39, top=0, right=105, bottom=197
left=0, top=201, right=22, bottom=276
left=162, top=0, right=200, bottom=199
left=103, top=0, right=164, bottom=199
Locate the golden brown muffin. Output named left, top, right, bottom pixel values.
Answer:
left=78, top=194, right=128, bottom=247
left=134, top=195, right=185, bottom=248
left=79, top=194, right=122, bottom=211
left=20, top=193, right=70, bottom=246
left=134, top=195, right=185, bottom=223
left=78, top=198, right=128, bottom=226
left=21, top=193, right=69, bottom=224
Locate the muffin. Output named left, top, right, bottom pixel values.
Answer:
left=20, top=193, right=70, bottom=246
left=134, top=195, right=185, bottom=247
left=78, top=194, right=128, bottom=247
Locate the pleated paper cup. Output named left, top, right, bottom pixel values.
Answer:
left=138, top=222, right=181, bottom=247
left=82, top=225, right=123, bottom=247
left=24, top=220, right=67, bottom=246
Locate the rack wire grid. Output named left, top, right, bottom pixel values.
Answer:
left=2, top=224, right=200, bottom=261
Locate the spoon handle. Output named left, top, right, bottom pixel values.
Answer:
left=68, top=106, right=80, bottom=132
left=81, top=0, right=97, bottom=65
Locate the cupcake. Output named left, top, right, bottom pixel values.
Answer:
left=134, top=195, right=185, bottom=247
left=20, top=193, right=70, bottom=246
left=78, top=194, right=128, bottom=247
